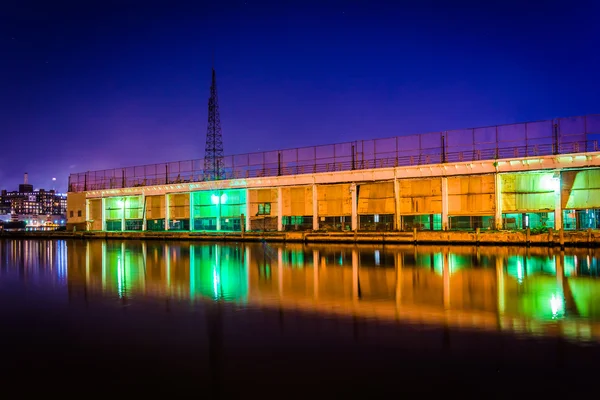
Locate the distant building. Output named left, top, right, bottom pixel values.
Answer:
left=0, top=173, right=67, bottom=227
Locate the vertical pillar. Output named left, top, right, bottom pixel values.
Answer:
left=245, top=189, right=251, bottom=232
left=351, top=183, right=358, bottom=231
left=496, top=256, right=505, bottom=314
left=495, top=173, right=503, bottom=230
left=554, top=171, right=563, bottom=230
left=313, top=249, right=319, bottom=299
left=85, top=199, right=90, bottom=231
left=312, top=184, right=319, bottom=230
left=278, top=247, right=283, bottom=297
left=277, top=187, right=283, bottom=231
left=141, top=193, right=147, bottom=231
left=121, top=196, right=126, bottom=231
left=189, top=192, right=194, bottom=231
left=165, top=194, right=170, bottom=231
left=394, top=178, right=400, bottom=230
left=352, top=248, right=359, bottom=303
left=101, top=197, right=106, bottom=231
left=441, top=177, right=449, bottom=231
left=216, top=191, right=221, bottom=231
left=442, top=248, right=450, bottom=309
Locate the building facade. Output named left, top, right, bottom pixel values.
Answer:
left=0, top=175, right=68, bottom=227
left=67, top=114, right=600, bottom=233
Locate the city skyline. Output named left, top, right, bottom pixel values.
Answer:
left=2, top=0, right=600, bottom=192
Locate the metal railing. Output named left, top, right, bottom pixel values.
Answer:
left=69, top=114, right=600, bottom=192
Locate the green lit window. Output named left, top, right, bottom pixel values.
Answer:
left=258, top=203, right=271, bottom=215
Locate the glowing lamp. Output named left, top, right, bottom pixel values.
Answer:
left=211, top=193, right=228, bottom=205
left=540, top=174, right=560, bottom=192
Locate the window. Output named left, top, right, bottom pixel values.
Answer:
left=257, top=203, right=271, bottom=215
left=70, top=211, right=74, bottom=218
left=77, top=210, right=82, bottom=217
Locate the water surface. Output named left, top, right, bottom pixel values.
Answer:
left=1, top=239, right=599, bottom=396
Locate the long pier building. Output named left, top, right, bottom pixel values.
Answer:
left=67, top=114, right=600, bottom=235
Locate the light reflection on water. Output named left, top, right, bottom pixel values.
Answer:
left=1, top=239, right=600, bottom=343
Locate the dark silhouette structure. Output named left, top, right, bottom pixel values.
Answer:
left=203, top=68, right=225, bottom=181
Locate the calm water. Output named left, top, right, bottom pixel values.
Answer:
left=1, top=239, right=600, bottom=396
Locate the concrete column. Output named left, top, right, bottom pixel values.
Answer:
left=141, top=193, right=147, bottom=231
left=441, top=177, right=449, bottom=231
left=351, top=183, right=358, bottom=231
left=495, top=173, right=503, bottom=230
left=101, top=197, right=106, bottom=231
left=496, top=256, right=505, bottom=314
left=85, top=199, right=90, bottom=231
left=352, top=248, right=359, bottom=303
left=121, top=196, right=126, bottom=231
left=313, top=249, right=319, bottom=299
left=312, top=184, right=319, bottom=230
left=277, top=187, right=283, bottom=231
left=245, top=189, right=251, bottom=232
left=442, top=248, right=450, bottom=309
left=393, top=178, right=400, bottom=230
left=164, top=194, right=170, bottom=231
left=554, top=171, right=563, bottom=230
left=189, top=192, right=194, bottom=231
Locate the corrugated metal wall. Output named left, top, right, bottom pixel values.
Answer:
left=105, top=198, right=122, bottom=220
left=89, top=199, right=102, bottom=230
left=146, top=195, right=165, bottom=219
left=221, top=190, right=246, bottom=218
left=124, top=196, right=142, bottom=219
left=192, top=190, right=246, bottom=219
left=248, top=188, right=277, bottom=216
left=282, top=186, right=313, bottom=216
left=168, top=193, right=190, bottom=219
left=357, top=182, right=395, bottom=214
left=562, top=169, right=600, bottom=209
left=501, top=172, right=554, bottom=212
left=317, top=184, right=352, bottom=217
left=398, top=178, right=442, bottom=214
left=448, top=175, right=495, bottom=215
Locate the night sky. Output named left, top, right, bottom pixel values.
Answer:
left=2, top=0, right=599, bottom=192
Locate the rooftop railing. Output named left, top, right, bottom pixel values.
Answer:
left=69, top=114, right=600, bottom=192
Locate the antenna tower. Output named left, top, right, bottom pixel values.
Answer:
left=203, top=68, right=225, bottom=180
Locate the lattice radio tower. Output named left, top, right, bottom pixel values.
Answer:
left=203, top=68, right=225, bottom=181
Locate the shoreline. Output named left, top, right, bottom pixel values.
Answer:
left=1, top=228, right=598, bottom=247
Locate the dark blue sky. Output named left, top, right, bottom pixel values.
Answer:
left=1, top=0, right=599, bottom=192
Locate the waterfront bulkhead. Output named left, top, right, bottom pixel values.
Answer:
left=66, top=114, right=600, bottom=233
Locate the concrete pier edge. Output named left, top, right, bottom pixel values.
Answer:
left=1, top=229, right=598, bottom=247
